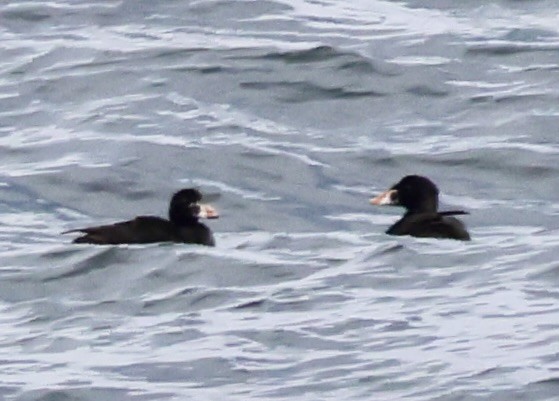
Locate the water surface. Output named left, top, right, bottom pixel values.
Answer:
left=1, top=1, right=558, bottom=400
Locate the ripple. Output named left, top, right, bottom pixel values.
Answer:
left=240, top=80, right=385, bottom=102
left=467, top=40, right=559, bottom=55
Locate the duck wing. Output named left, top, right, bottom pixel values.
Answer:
left=63, top=216, right=178, bottom=244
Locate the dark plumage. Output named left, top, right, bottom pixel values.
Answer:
left=370, top=175, right=470, bottom=241
left=64, top=188, right=218, bottom=246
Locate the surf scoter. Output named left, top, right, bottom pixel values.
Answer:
left=370, top=175, right=470, bottom=241
left=64, top=188, right=218, bottom=246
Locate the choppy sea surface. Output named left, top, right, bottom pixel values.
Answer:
left=1, top=1, right=559, bottom=400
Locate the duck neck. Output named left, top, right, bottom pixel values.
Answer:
left=169, top=208, right=198, bottom=227
left=406, top=197, right=438, bottom=214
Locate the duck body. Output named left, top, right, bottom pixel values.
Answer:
left=68, top=216, right=215, bottom=246
left=370, top=175, right=470, bottom=241
left=385, top=211, right=470, bottom=241
left=65, top=188, right=218, bottom=246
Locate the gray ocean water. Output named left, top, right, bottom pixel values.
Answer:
left=1, top=1, right=559, bottom=400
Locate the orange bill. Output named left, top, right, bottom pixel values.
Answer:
left=370, top=189, right=398, bottom=206
left=198, top=204, right=219, bottom=219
